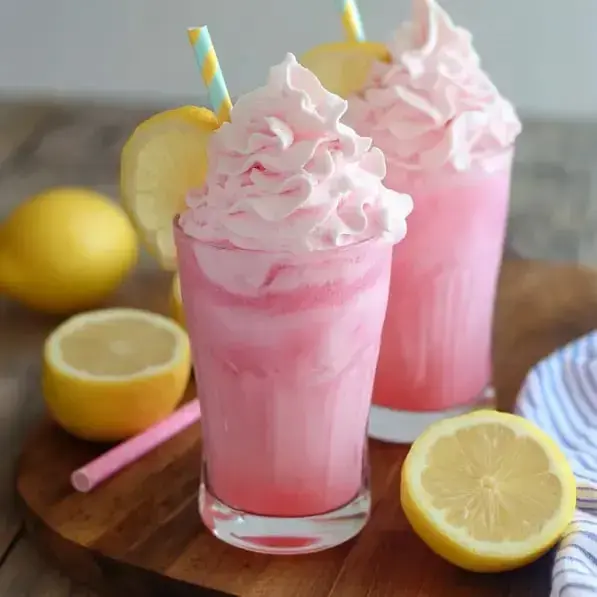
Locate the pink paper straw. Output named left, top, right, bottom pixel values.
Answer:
left=71, top=399, right=201, bottom=493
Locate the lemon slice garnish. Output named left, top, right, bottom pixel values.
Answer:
left=121, top=106, right=219, bottom=270
left=300, top=41, right=390, bottom=98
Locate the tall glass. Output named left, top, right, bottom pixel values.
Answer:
left=174, top=218, right=394, bottom=554
left=369, top=156, right=513, bottom=443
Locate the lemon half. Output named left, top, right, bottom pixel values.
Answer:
left=121, top=106, right=219, bottom=271
left=300, top=41, right=390, bottom=99
left=401, top=410, right=576, bottom=572
left=43, top=308, right=191, bottom=441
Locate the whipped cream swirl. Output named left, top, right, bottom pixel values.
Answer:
left=179, top=53, right=413, bottom=253
left=346, top=0, right=521, bottom=176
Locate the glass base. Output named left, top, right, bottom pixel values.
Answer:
left=368, top=386, right=496, bottom=444
left=199, top=482, right=371, bottom=555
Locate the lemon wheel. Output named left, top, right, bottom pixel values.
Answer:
left=121, top=106, right=219, bottom=271
left=300, top=41, right=390, bottom=99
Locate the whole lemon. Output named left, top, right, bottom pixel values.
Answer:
left=0, top=187, right=138, bottom=314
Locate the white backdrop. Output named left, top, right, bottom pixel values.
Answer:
left=0, top=0, right=596, bottom=118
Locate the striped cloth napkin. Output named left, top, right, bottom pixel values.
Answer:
left=516, top=331, right=597, bottom=597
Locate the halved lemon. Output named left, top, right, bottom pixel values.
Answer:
left=121, top=106, right=220, bottom=271
left=299, top=41, right=391, bottom=99
left=401, top=410, right=576, bottom=572
left=43, top=308, right=191, bottom=441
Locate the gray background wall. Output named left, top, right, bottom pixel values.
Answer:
left=1, top=0, right=596, bottom=118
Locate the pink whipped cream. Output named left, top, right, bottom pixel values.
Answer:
left=345, top=0, right=522, bottom=175
left=179, top=53, right=413, bottom=252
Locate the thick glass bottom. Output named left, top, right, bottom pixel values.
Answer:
left=368, top=386, right=496, bottom=444
left=199, top=481, right=371, bottom=555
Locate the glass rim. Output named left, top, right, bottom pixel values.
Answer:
left=173, top=215, right=390, bottom=257
left=385, top=145, right=515, bottom=171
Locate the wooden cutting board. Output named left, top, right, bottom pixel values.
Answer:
left=17, top=259, right=597, bottom=597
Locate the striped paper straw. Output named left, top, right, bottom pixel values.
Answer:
left=187, top=26, right=232, bottom=123
left=338, top=0, right=365, bottom=42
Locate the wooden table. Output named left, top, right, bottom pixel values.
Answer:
left=1, top=98, right=597, bottom=595
left=3, top=258, right=597, bottom=595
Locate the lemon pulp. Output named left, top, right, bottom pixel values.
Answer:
left=401, top=411, right=576, bottom=572
left=422, top=422, right=563, bottom=541
left=43, top=308, right=191, bottom=441
left=58, top=317, right=179, bottom=378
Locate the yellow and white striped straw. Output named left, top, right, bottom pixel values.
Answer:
left=187, top=26, right=232, bottom=123
left=338, top=0, right=365, bottom=42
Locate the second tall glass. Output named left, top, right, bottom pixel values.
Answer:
left=369, top=159, right=513, bottom=443
left=300, top=0, right=522, bottom=443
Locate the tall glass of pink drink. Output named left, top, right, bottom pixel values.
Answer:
left=370, top=161, right=512, bottom=442
left=174, top=54, right=413, bottom=553
left=175, top=224, right=392, bottom=552
left=302, top=0, right=521, bottom=443
left=348, top=0, right=521, bottom=442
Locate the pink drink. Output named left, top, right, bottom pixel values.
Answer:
left=175, top=224, right=392, bottom=518
left=173, top=54, right=413, bottom=553
left=371, top=163, right=511, bottom=439
left=330, top=0, right=522, bottom=442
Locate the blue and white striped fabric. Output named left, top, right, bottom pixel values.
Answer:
left=516, top=331, right=597, bottom=597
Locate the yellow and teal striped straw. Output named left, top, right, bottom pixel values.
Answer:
left=187, top=26, right=232, bottom=123
left=337, top=0, right=365, bottom=42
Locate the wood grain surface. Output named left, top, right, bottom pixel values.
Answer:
left=2, top=100, right=597, bottom=596
left=15, top=259, right=597, bottom=597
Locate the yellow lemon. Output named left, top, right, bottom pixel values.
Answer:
left=0, top=187, right=138, bottom=314
left=121, top=106, right=220, bottom=271
left=300, top=41, right=391, bottom=99
left=170, top=273, right=185, bottom=328
left=43, top=308, right=191, bottom=442
left=401, top=410, right=576, bottom=572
